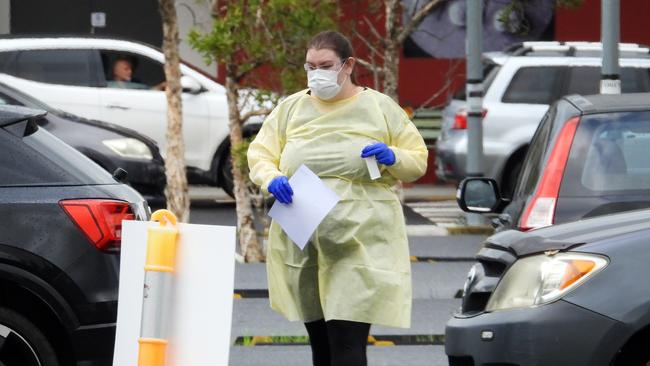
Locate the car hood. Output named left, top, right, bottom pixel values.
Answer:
left=51, top=110, right=156, bottom=143
left=485, top=208, right=650, bottom=257
left=49, top=110, right=161, bottom=155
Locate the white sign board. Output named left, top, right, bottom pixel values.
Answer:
left=113, top=221, right=236, bottom=366
left=91, top=12, right=106, bottom=28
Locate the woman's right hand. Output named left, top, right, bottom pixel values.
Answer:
left=268, top=176, right=293, bottom=204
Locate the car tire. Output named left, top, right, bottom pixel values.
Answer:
left=219, top=151, right=235, bottom=199
left=0, top=307, right=59, bottom=366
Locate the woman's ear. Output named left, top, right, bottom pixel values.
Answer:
left=344, top=57, right=356, bottom=77
left=347, top=57, right=356, bottom=71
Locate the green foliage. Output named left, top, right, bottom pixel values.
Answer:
left=231, top=138, right=252, bottom=174
left=188, top=0, right=338, bottom=95
left=497, top=0, right=585, bottom=36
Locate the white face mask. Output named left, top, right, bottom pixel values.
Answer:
left=307, top=62, right=348, bottom=100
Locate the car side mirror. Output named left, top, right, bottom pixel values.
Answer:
left=181, top=75, right=202, bottom=94
left=457, top=177, right=508, bottom=214
left=113, top=167, right=129, bottom=183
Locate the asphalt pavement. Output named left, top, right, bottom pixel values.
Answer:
left=188, top=186, right=487, bottom=366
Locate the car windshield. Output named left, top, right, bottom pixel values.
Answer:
left=561, top=111, right=650, bottom=195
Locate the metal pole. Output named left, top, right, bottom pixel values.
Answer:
left=601, top=0, right=621, bottom=94
left=466, top=0, right=484, bottom=226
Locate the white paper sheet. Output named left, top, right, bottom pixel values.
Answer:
left=268, top=164, right=340, bottom=249
left=113, top=221, right=236, bottom=366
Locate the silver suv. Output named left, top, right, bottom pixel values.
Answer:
left=435, top=41, right=650, bottom=196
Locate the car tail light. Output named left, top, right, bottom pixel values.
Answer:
left=519, top=117, right=580, bottom=230
left=452, top=109, right=488, bottom=129
left=60, top=199, right=135, bottom=252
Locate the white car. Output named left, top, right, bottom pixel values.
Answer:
left=0, top=36, right=261, bottom=196
left=436, top=41, right=650, bottom=197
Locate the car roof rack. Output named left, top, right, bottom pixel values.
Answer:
left=505, top=41, right=650, bottom=58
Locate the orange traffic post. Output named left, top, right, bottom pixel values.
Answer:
left=138, top=209, right=179, bottom=366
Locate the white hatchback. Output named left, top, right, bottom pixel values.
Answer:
left=0, top=36, right=258, bottom=196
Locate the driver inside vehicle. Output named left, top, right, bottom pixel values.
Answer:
left=107, top=55, right=165, bottom=91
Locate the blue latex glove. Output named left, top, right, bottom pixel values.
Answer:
left=361, top=142, right=396, bottom=166
left=268, top=176, right=293, bottom=204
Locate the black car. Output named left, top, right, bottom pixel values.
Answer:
left=458, top=92, right=650, bottom=231
left=0, top=81, right=166, bottom=206
left=0, top=105, right=148, bottom=365
left=446, top=208, right=650, bottom=366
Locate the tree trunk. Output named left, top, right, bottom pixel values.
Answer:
left=383, top=43, right=400, bottom=101
left=159, top=0, right=190, bottom=222
left=224, top=70, right=265, bottom=262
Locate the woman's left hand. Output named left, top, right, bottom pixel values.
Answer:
left=361, top=142, right=396, bottom=166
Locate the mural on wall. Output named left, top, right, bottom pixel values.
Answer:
left=403, top=0, right=556, bottom=58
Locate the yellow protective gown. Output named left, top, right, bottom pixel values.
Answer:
left=247, top=88, right=428, bottom=328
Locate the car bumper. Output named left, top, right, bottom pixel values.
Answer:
left=435, top=135, right=467, bottom=182
left=445, top=300, right=625, bottom=366
left=71, top=321, right=116, bottom=363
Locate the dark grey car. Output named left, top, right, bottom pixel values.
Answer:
left=458, top=93, right=650, bottom=231
left=0, top=105, right=148, bottom=365
left=446, top=208, right=650, bottom=366
left=0, top=81, right=166, bottom=206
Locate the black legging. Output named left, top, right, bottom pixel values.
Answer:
left=304, top=319, right=371, bottom=366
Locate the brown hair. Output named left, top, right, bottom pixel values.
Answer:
left=307, top=31, right=357, bottom=83
left=307, top=30, right=355, bottom=60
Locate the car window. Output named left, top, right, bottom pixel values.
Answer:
left=561, top=111, right=650, bottom=196
left=451, top=63, right=501, bottom=100
left=0, top=123, right=115, bottom=186
left=0, top=49, right=101, bottom=87
left=514, top=109, right=554, bottom=198
left=100, top=51, right=166, bottom=90
left=502, top=67, right=565, bottom=104
left=566, top=67, right=649, bottom=95
left=0, top=51, right=17, bottom=70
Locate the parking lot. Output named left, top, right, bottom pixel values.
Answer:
left=2, top=2, right=650, bottom=364
left=189, top=189, right=486, bottom=366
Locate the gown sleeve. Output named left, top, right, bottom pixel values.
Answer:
left=247, top=106, right=285, bottom=192
left=384, top=99, right=429, bottom=183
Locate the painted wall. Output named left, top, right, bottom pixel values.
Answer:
left=556, top=0, right=650, bottom=44
left=0, top=0, right=9, bottom=34
left=390, top=0, right=650, bottom=108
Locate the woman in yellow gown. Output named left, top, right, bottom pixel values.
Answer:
left=247, top=30, right=428, bottom=366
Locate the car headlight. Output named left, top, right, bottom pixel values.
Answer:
left=102, top=138, right=153, bottom=160
left=485, top=252, right=608, bottom=312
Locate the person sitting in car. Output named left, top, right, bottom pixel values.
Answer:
left=108, top=56, right=165, bottom=90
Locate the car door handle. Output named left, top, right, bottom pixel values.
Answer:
left=106, top=104, right=130, bottom=110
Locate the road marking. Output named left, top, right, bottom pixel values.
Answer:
left=406, top=225, right=448, bottom=236
left=234, top=334, right=446, bottom=346
left=406, top=200, right=465, bottom=227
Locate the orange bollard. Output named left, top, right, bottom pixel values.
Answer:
left=137, top=209, right=178, bottom=366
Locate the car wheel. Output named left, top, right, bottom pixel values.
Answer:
left=0, top=307, right=59, bottom=366
left=219, top=151, right=235, bottom=199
